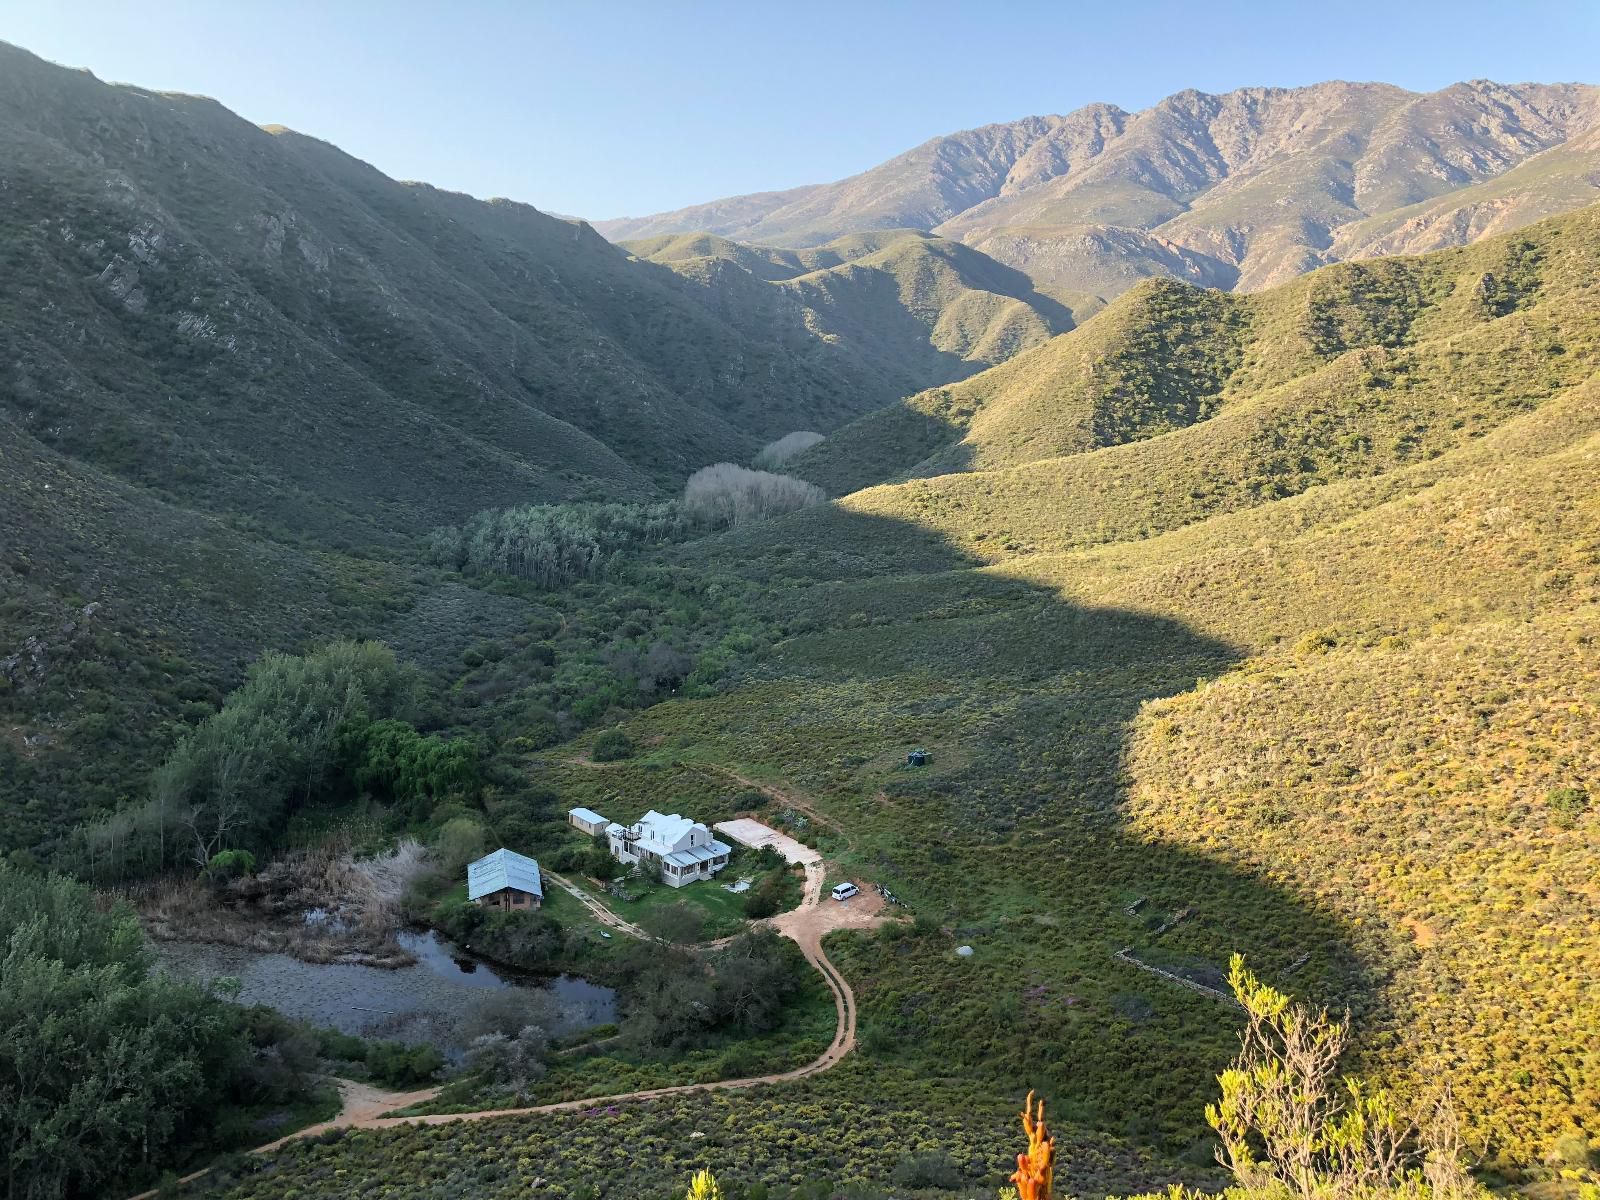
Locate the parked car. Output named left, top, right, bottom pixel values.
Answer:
left=831, top=882, right=860, bottom=901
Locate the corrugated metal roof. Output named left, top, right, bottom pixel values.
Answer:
left=664, top=840, right=732, bottom=868
left=467, top=848, right=543, bottom=901
left=568, top=807, right=607, bottom=825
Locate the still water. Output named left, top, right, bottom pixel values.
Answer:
left=155, top=929, right=616, bottom=1055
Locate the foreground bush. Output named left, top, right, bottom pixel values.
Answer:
left=0, top=865, right=295, bottom=1200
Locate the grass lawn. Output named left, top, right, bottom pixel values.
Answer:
left=575, top=848, right=802, bottom=941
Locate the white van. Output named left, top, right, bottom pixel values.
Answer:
left=831, top=882, right=860, bottom=902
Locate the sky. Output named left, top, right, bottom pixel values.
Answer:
left=3, top=0, right=1598, bottom=220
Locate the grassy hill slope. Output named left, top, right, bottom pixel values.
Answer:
left=623, top=229, right=1079, bottom=401
left=794, top=202, right=1593, bottom=501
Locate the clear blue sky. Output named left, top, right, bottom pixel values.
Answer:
left=4, top=0, right=1597, bottom=219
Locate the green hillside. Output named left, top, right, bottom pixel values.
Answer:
left=0, top=38, right=911, bottom=549
left=625, top=228, right=1078, bottom=400
left=206, top=206, right=1600, bottom=1198
left=0, top=41, right=1025, bottom=864
left=793, top=204, right=1589, bottom=502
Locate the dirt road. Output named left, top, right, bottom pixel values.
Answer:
left=126, top=774, right=885, bottom=1197
left=360, top=861, right=880, bottom=1129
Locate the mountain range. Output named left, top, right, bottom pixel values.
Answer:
left=595, top=80, right=1600, bottom=304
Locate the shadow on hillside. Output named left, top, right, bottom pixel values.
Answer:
left=787, top=398, right=980, bottom=497
left=682, top=502, right=1366, bottom=1150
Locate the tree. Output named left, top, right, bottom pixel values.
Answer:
left=652, top=901, right=707, bottom=946
left=0, top=865, right=247, bottom=1199
left=710, top=930, right=803, bottom=1033
left=681, top=463, right=825, bottom=528
left=466, top=1025, right=551, bottom=1102
left=87, top=640, right=415, bottom=877
left=752, top=431, right=824, bottom=469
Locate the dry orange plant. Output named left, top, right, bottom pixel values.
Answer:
left=1011, top=1090, right=1057, bottom=1200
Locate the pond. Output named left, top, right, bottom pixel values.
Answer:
left=154, top=929, right=616, bottom=1057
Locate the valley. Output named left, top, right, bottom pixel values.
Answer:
left=1, top=31, right=1597, bottom=1200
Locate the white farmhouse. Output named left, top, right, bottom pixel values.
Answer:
left=607, top=810, right=732, bottom=888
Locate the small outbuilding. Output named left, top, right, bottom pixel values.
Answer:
left=468, top=848, right=544, bottom=912
left=568, top=807, right=609, bottom=837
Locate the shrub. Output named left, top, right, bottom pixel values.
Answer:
left=434, top=816, right=489, bottom=874
left=465, top=1025, right=550, bottom=1102
left=888, top=1149, right=964, bottom=1190
left=1547, top=786, right=1589, bottom=825
left=741, top=871, right=787, bottom=919
left=364, top=1041, right=444, bottom=1088
left=650, top=901, right=708, bottom=945
left=592, top=729, right=634, bottom=762
left=1207, top=955, right=1480, bottom=1200
left=204, top=848, right=256, bottom=881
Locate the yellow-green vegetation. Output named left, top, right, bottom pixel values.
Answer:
left=797, top=208, right=1591, bottom=508
left=12, top=39, right=1600, bottom=1199
left=205, top=1068, right=1187, bottom=1199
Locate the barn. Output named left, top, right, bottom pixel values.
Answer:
left=467, top=848, right=544, bottom=912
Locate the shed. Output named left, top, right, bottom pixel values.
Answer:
left=467, top=848, right=544, bottom=912
left=568, top=807, right=609, bottom=837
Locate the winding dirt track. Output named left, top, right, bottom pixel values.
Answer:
left=126, top=820, right=877, bottom=1198
left=364, top=860, right=862, bottom=1128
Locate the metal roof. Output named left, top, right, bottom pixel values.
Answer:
left=467, top=848, right=543, bottom=901
left=664, top=840, right=732, bottom=868
left=568, top=807, right=607, bottom=825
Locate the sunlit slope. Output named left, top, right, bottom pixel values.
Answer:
left=663, top=212, right=1600, bottom=1160
left=676, top=356, right=1600, bottom=1162
left=795, top=203, right=1599, bottom=532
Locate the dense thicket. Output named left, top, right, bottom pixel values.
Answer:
left=425, top=502, right=694, bottom=588
left=78, top=641, right=478, bottom=880
left=0, top=866, right=287, bottom=1200
left=618, top=929, right=806, bottom=1051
